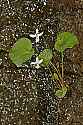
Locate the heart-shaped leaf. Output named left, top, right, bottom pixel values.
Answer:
left=38, top=49, right=53, bottom=67
left=55, top=86, right=67, bottom=98
left=55, top=32, right=78, bottom=53
left=9, top=38, right=34, bottom=67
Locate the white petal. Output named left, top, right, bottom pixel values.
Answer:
left=36, top=57, right=39, bottom=62
left=39, top=59, right=43, bottom=64
left=38, top=32, right=43, bottom=36
left=35, top=64, right=40, bottom=69
left=36, top=37, right=39, bottom=43
left=31, top=62, right=37, bottom=65
left=29, top=34, right=36, bottom=38
left=35, top=57, right=43, bottom=64
left=36, top=29, right=38, bottom=34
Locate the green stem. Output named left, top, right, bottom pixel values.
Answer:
left=49, top=62, right=62, bottom=87
left=61, top=52, right=64, bottom=85
left=47, top=65, right=61, bottom=88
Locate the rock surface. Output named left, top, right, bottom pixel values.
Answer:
left=0, top=0, right=83, bottom=125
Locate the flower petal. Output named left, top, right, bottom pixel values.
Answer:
left=36, top=29, right=38, bottom=34
left=39, top=59, right=43, bottom=64
left=39, top=32, right=43, bottom=36
left=35, top=64, right=40, bottom=69
left=29, top=34, right=36, bottom=38
left=31, top=62, right=37, bottom=65
left=36, top=37, right=39, bottom=43
left=36, top=57, right=39, bottom=62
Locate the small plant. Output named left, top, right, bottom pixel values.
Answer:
left=54, top=32, right=78, bottom=97
left=9, top=31, right=78, bottom=98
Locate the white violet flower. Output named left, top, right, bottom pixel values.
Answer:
left=29, top=29, right=43, bottom=43
left=31, top=57, right=43, bottom=69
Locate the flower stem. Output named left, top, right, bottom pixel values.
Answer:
left=47, top=65, right=61, bottom=88
left=61, top=52, right=64, bottom=85
left=50, top=62, right=63, bottom=87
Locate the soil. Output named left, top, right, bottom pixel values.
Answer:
left=0, top=0, right=83, bottom=125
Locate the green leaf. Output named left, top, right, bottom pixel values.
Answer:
left=9, top=37, right=34, bottom=67
left=55, top=32, right=78, bottom=53
left=38, top=49, right=53, bottom=67
left=55, top=86, right=67, bottom=98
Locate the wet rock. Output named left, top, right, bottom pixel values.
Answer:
left=0, top=0, right=83, bottom=125
left=80, top=62, right=83, bottom=73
